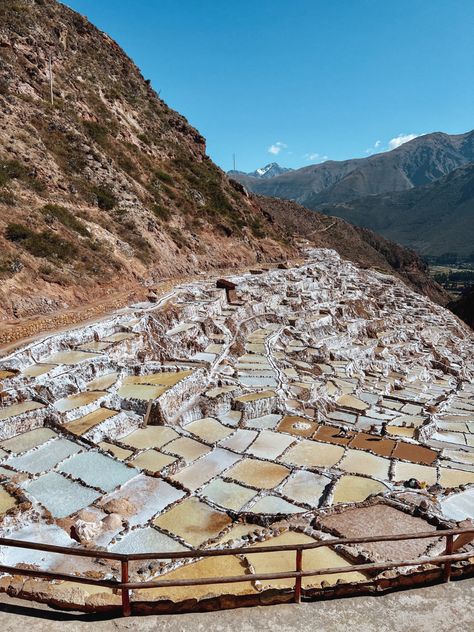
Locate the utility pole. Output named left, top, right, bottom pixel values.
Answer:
left=49, top=53, right=54, bottom=106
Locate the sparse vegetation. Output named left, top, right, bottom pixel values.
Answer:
left=154, top=169, right=174, bottom=185
left=151, top=203, right=171, bottom=222
left=91, top=185, right=117, bottom=211
left=0, top=158, right=44, bottom=191
left=83, top=120, right=109, bottom=146
left=40, top=204, right=90, bottom=237
left=5, top=223, right=77, bottom=262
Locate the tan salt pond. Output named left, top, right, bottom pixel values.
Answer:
left=153, top=497, right=232, bottom=547
left=117, top=383, right=167, bottom=401
left=386, top=426, right=416, bottom=438
left=246, top=430, right=295, bottom=460
left=0, top=400, right=45, bottom=421
left=130, top=449, right=177, bottom=473
left=76, top=341, right=110, bottom=352
left=101, top=332, right=137, bottom=343
left=234, top=390, right=276, bottom=403
left=42, top=350, right=101, bottom=365
left=1, top=427, right=57, bottom=453
left=123, top=370, right=192, bottom=387
left=163, top=436, right=211, bottom=462
left=66, top=408, right=117, bottom=436
left=133, top=555, right=256, bottom=602
left=338, top=449, right=391, bottom=480
left=439, top=467, right=474, bottom=488
left=337, top=394, right=369, bottom=411
left=331, top=475, right=388, bottom=504
left=393, top=461, right=437, bottom=485
left=99, top=441, right=133, bottom=460
left=0, top=487, right=18, bottom=514
left=185, top=418, right=233, bottom=443
left=280, top=440, right=345, bottom=468
left=85, top=373, right=118, bottom=391
left=225, top=458, right=290, bottom=489
left=200, top=478, right=257, bottom=511
left=120, top=426, right=179, bottom=450
left=245, top=531, right=366, bottom=590
left=21, top=364, right=57, bottom=378
left=54, top=391, right=108, bottom=413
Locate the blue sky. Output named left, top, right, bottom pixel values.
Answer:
left=64, top=0, right=473, bottom=172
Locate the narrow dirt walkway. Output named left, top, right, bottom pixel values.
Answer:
left=0, top=579, right=472, bottom=632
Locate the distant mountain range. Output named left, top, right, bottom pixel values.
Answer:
left=229, top=162, right=293, bottom=180
left=229, top=131, right=474, bottom=257
left=318, top=163, right=474, bottom=257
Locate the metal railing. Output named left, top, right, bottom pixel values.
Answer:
left=0, top=527, right=472, bottom=617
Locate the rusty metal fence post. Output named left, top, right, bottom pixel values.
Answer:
left=443, top=534, right=454, bottom=582
left=294, top=547, right=303, bottom=603
left=121, top=559, right=131, bottom=616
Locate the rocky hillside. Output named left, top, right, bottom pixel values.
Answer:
left=231, top=131, right=474, bottom=208
left=316, top=164, right=474, bottom=257
left=0, top=0, right=448, bottom=330
left=0, top=0, right=292, bottom=321
left=256, top=195, right=448, bottom=306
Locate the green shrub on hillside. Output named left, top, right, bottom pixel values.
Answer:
left=40, top=204, right=90, bottom=236
left=91, top=185, right=117, bottom=210
left=151, top=203, right=171, bottom=222
left=5, top=222, right=77, bottom=262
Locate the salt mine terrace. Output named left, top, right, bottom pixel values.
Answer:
left=0, top=248, right=473, bottom=614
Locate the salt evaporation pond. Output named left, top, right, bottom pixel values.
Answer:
left=24, top=472, right=101, bottom=518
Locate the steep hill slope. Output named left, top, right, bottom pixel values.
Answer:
left=0, top=0, right=291, bottom=320
left=316, top=164, right=474, bottom=257
left=231, top=131, right=474, bottom=208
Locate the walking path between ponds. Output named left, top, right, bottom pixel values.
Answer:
left=0, top=578, right=472, bottom=632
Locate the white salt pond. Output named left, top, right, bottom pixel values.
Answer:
left=59, top=451, right=138, bottom=492
left=24, top=472, right=101, bottom=518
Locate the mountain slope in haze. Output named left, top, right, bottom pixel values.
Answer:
left=256, top=195, right=448, bottom=306
left=0, top=0, right=293, bottom=321
left=315, top=164, right=474, bottom=257
left=230, top=131, right=474, bottom=208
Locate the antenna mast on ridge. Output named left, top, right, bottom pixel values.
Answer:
left=49, top=53, right=54, bottom=106
left=233, top=153, right=236, bottom=171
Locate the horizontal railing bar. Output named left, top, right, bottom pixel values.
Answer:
left=0, top=538, right=124, bottom=561
left=1, top=551, right=471, bottom=592
left=122, top=550, right=474, bottom=590
left=0, top=564, right=119, bottom=588
left=123, top=528, right=474, bottom=560
left=0, top=528, right=472, bottom=562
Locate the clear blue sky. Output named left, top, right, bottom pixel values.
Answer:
left=64, top=0, right=473, bottom=172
